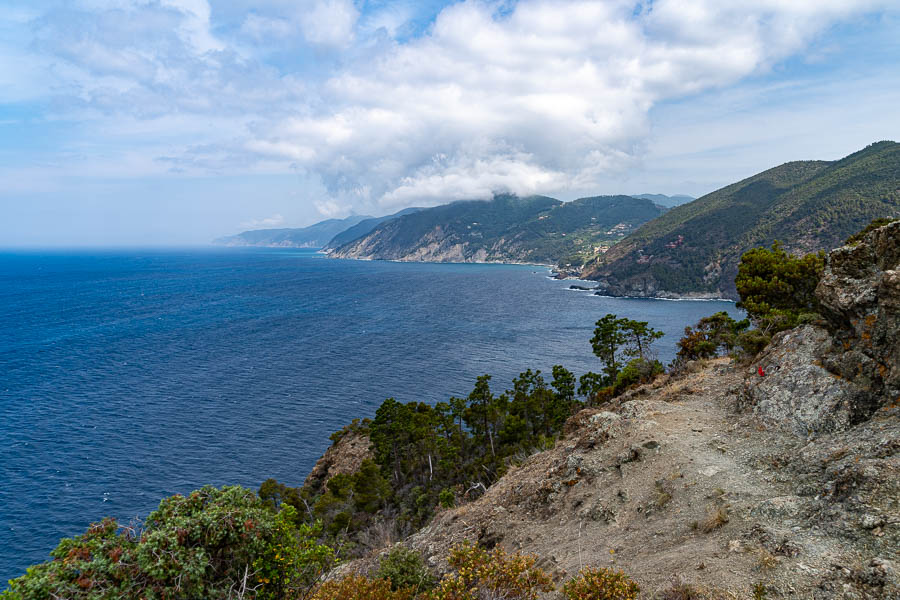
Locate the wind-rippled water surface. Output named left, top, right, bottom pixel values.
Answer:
left=0, top=248, right=742, bottom=582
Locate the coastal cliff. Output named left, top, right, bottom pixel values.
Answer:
left=329, top=194, right=664, bottom=267
left=326, top=222, right=900, bottom=599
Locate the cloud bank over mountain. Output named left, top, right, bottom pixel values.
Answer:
left=1, top=0, right=899, bottom=241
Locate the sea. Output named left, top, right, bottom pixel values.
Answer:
left=0, top=248, right=742, bottom=583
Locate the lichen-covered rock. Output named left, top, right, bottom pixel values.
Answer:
left=816, top=220, right=900, bottom=404
left=743, top=221, right=900, bottom=437
left=741, top=325, right=871, bottom=435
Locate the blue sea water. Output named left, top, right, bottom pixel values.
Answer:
left=0, top=248, right=742, bottom=583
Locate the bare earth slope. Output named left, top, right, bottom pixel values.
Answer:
left=400, top=361, right=898, bottom=599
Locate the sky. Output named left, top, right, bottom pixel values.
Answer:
left=1, top=0, right=899, bottom=246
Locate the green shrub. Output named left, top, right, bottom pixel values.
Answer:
left=254, top=507, right=335, bottom=600
left=375, top=546, right=435, bottom=592
left=735, top=242, right=824, bottom=334
left=614, top=358, right=663, bottom=393
left=2, top=486, right=334, bottom=600
left=736, top=329, right=771, bottom=358
left=562, top=567, right=640, bottom=600
left=439, top=488, right=455, bottom=509
left=675, top=312, right=749, bottom=363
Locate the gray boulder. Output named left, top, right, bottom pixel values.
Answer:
left=743, top=220, right=900, bottom=436
left=741, top=325, right=870, bottom=435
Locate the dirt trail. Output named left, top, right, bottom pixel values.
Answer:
left=397, top=359, right=899, bottom=599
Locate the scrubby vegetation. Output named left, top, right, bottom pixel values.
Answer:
left=1, top=486, right=334, bottom=600
left=735, top=241, right=824, bottom=333
left=562, top=567, right=640, bottom=600
left=258, top=314, right=665, bottom=553
left=260, top=365, right=584, bottom=549
left=374, top=545, right=435, bottom=593
left=312, top=543, right=641, bottom=600
left=584, top=314, right=664, bottom=399
left=432, top=542, right=554, bottom=600
left=672, top=311, right=756, bottom=369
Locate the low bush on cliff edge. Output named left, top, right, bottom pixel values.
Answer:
left=1, top=486, right=334, bottom=600
left=318, top=545, right=641, bottom=600
left=375, top=545, right=435, bottom=593
left=432, top=542, right=554, bottom=600
left=735, top=241, right=824, bottom=334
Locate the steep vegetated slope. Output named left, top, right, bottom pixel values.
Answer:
left=329, top=194, right=665, bottom=266
left=213, top=215, right=372, bottom=248
left=323, top=207, right=424, bottom=251
left=583, top=141, right=900, bottom=299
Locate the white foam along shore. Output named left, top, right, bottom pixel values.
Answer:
left=591, top=293, right=735, bottom=302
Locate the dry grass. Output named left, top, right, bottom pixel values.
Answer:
left=756, top=548, right=778, bottom=572
left=700, top=505, right=729, bottom=533
left=358, top=518, right=399, bottom=554
left=654, top=481, right=674, bottom=508
left=654, top=577, right=741, bottom=600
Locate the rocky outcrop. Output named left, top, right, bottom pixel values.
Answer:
left=741, top=326, right=871, bottom=436
left=303, top=428, right=373, bottom=494
left=742, top=221, right=899, bottom=436
left=591, top=277, right=727, bottom=299
left=816, top=220, right=900, bottom=405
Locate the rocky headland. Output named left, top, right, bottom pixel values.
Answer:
left=313, top=221, right=900, bottom=599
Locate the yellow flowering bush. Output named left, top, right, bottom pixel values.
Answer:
left=428, top=542, right=554, bottom=600
left=561, top=567, right=639, bottom=600
left=311, top=575, right=415, bottom=600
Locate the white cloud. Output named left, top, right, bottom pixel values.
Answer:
left=244, top=0, right=895, bottom=210
left=240, top=14, right=295, bottom=40
left=298, top=0, right=359, bottom=47
left=159, top=0, right=223, bottom=53
left=5, top=0, right=898, bottom=217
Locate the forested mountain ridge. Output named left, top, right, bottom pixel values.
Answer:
left=582, top=141, right=900, bottom=299
left=328, top=193, right=665, bottom=266
left=213, top=215, right=372, bottom=248
left=322, top=207, right=424, bottom=251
